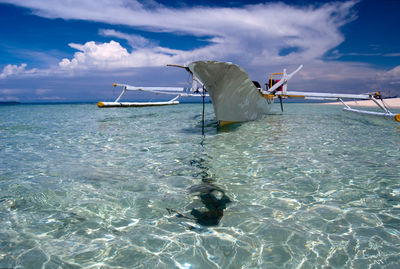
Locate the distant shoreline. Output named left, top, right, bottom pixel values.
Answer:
left=0, top=101, right=20, bottom=105
left=321, top=97, right=400, bottom=109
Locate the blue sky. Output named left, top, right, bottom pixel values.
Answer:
left=0, top=0, right=399, bottom=102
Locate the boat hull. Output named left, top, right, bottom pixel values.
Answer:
left=188, top=61, right=273, bottom=123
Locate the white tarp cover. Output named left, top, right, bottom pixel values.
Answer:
left=188, top=61, right=272, bottom=122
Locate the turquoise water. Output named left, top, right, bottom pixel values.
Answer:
left=1, top=103, right=400, bottom=268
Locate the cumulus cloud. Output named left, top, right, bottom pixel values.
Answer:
left=0, top=64, right=28, bottom=79
left=49, top=0, right=359, bottom=72
left=56, top=38, right=223, bottom=71
left=59, top=41, right=130, bottom=70
left=1, top=0, right=399, bottom=95
left=1, top=0, right=358, bottom=68
left=0, top=63, right=51, bottom=79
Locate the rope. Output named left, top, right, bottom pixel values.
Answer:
left=377, top=94, right=393, bottom=112
left=202, top=86, right=206, bottom=136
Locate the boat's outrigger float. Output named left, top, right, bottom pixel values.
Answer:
left=261, top=67, right=400, bottom=122
left=97, top=65, right=207, bottom=108
left=98, top=61, right=400, bottom=124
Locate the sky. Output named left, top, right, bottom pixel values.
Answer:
left=0, top=0, right=399, bottom=102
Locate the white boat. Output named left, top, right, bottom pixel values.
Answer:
left=98, top=61, right=400, bottom=124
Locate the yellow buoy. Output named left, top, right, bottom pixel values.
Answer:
left=97, top=102, right=104, bottom=107
left=395, top=114, right=400, bottom=122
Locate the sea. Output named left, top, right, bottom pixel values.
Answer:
left=1, top=103, right=400, bottom=268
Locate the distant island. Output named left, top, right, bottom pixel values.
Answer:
left=0, top=101, right=20, bottom=105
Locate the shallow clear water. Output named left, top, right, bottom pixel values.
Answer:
left=1, top=103, right=400, bottom=268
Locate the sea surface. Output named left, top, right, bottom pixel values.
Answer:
left=1, top=103, right=400, bottom=268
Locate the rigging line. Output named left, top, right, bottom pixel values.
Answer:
left=382, top=99, right=393, bottom=112
left=372, top=91, right=392, bottom=113
left=202, top=85, right=206, bottom=136
left=378, top=94, right=392, bottom=112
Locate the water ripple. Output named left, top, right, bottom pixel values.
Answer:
left=1, top=103, right=400, bottom=268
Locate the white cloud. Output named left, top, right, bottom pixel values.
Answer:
left=0, top=64, right=28, bottom=79
left=35, top=96, right=64, bottom=100
left=386, top=66, right=400, bottom=76
left=1, top=0, right=358, bottom=68
left=0, top=88, right=21, bottom=94
left=384, top=53, right=400, bottom=57
left=0, top=96, right=19, bottom=101
left=56, top=38, right=225, bottom=71
left=379, top=65, right=400, bottom=88
left=35, top=88, right=52, bottom=95
left=347, top=52, right=381, bottom=56
left=2, top=0, right=399, bottom=95
left=0, top=63, right=51, bottom=79
left=59, top=41, right=130, bottom=70
left=99, top=29, right=156, bottom=48
left=50, top=0, right=357, bottom=72
left=0, top=88, right=27, bottom=101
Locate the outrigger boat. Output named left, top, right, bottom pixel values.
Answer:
left=98, top=61, right=400, bottom=124
left=97, top=64, right=207, bottom=108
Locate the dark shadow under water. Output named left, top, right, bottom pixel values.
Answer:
left=188, top=174, right=231, bottom=226
left=167, top=143, right=231, bottom=227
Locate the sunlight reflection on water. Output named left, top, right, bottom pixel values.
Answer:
left=1, top=103, right=400, bottom=268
